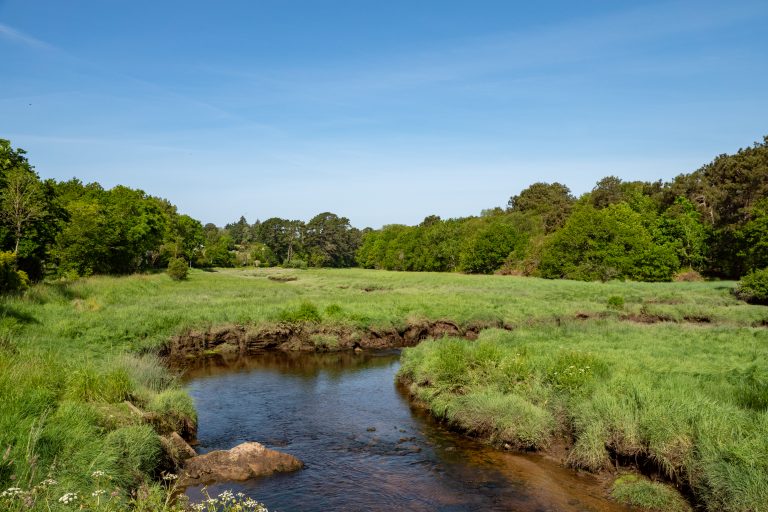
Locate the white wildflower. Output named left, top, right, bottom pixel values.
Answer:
left=91, top=470, right=105, bottom=478
left=58, top=492, right=78, bottom=504
left=1, top=487, right=24, bottom=499
left=92, top=489, right=106, bottom=497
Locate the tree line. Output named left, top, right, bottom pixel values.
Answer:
left=358, top=136, right=768, bottom=281
left=1, top=136, right=766, bottom=288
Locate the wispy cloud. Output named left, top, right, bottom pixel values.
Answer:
left=199, top=0, right=768, bottom=102
left=0, top=22, right=58, bottom=52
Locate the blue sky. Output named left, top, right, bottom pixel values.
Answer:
left=1, top=0, right=767, bottom=228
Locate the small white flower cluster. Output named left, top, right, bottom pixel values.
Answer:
left=162, top=473, right=179, bottom=481
left=58, top=492, right=78, bottom=504
left=92, top=489, right=106, bottom=497
left=40, top=478, right=58, bottom=487
left=1, top=487, right=24, bottom=499
left=91, top=470, right=105, bottom=478
left=192, top=490, right=268, bottom=511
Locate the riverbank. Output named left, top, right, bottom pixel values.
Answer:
left=1, top=268, right=766, bottom=511
left=397, top=323, right=768, bottom=511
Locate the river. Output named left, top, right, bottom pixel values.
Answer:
left=183, top=350, right=630, bottom=512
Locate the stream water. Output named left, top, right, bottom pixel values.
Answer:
left=183, top=350, right=630, bottom=512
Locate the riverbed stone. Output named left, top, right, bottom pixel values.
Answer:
left=179, top=441, right=303, bottom=486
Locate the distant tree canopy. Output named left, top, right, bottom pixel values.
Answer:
left=507, top=182, right=574, bottom=233
left=0, top=139, right=203, bottom=279
left=357, top=137, right=768, bottom=280
left=1, top=135, right=767, bottom=284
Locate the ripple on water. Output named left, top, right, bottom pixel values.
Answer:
left=183, top=351, right=629, bottom=512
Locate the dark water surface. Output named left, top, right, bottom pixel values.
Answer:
left=183, top=351, right=629, bottom=512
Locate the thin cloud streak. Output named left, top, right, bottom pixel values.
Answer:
left=0, top=22, right=57, bottom=51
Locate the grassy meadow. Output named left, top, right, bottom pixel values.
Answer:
left=1, top=267, right=767, bottom=511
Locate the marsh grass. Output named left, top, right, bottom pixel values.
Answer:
left=399, top=323, right=768, bottom=511
left=611, top=474, right=692, bottom=511
left=0, top=268, right=766, bottom=510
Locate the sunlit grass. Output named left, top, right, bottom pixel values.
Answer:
left=1, top=267, right=766, bottom=510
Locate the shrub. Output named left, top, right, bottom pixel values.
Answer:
left=607, top=295, right=625, bottom=310
left=734, top=268, right=768, bottom=305
left=0, top=252, right=29, bottom=294
left=166, top=257, right=188, bottom=281
left=324, top=304, right=343, bottom=316
left=282, top=258, right=308, bottom=269
left=278, top=301, right=322, bottom=323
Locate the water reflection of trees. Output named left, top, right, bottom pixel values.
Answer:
left=181, top=349, right=401, bottom=380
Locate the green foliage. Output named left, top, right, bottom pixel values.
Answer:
left=451, top=390, right=554, bottom=449
left=544, top=351, right=608, bottom=395
left=667, top=136, right=768, bottom=277
left=166, top=257, right=188, bottom=281
left=730, top=363, right=768, bottom=411
left=741, top=198, right=768, bottom=271
left=507, top=181, right=575, bottom=233
left=0, top=251, right=29, bottom=294
left=304, top=212, right=361, bottom=267
left=250, top=242, right=278, bottom=267
left=65, top=367, right=134, bottom=403
left=278, top=301, right=322, bottom=323
left=611, top=474, right=691, bottom=511
left=607, top=295, right=625, bottom=310
left=96, top=425, right=162, bottom=488
left=656, top=197, right=708, bottom=271
left=282, top=258, right=308, bottom=269
left=539, top=203, right=679, bottom=282
left=459, top=215, right=532, bottom=274
left=734, top=268, right=768, bottom=304
left=146, top=388, right=197, bottom=434
left=324, top=303, right=344, bottom=316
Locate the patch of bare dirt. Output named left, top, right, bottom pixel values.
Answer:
left=165, top=319, right=513, bottom=363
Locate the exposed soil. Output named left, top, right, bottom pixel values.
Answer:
left=621, top=312, right=675, bottom=324
left=163, top=320, right=510, bottom=364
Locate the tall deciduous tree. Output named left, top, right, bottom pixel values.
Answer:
left=1, top=166, right=47, bottom=254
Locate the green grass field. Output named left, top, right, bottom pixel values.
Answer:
left=1, top=268, right=767, bottom=511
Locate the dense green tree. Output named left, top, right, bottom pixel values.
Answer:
left=540, top=203, right=679, bottom=281
left=256, top=217, right=305, bottom=263
left=0, top=166, right=47, bottom=255
left=225, top=215, right=252, bottom=245
left=0, top=251, right=29, bottom=293
left=666, top=137, right=768, bottom=276
left=656, top=197, right=708, bottom=270
left=459, top=215, right=530, bottom=274
left=508, top=182, right=575, bottom=232
left=304, top=212, right=360, bottom=267
left=740, top=198, right=768, bottom=271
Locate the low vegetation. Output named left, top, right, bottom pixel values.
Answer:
left=0, top=268, right=766, bottom=510
left=398, top=323, right=768, bottom=511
